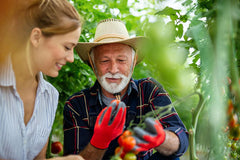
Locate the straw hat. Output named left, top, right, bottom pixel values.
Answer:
left=75, top=19, right=147, bottom=65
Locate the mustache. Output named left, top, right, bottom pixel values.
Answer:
left=98, top=72, right=132, bottom=94
left=103, top=73, right=126, bottom=79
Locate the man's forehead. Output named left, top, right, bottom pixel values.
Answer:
left=93, top=43, right=132, bottom=52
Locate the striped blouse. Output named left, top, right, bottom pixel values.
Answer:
left=0, top=56, right=59, bottom=160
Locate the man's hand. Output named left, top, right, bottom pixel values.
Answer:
left=90, top=100, right=127, bottom=149
left=132, top=117, right=166, bottom=152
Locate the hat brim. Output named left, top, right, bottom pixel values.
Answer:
left=75, top=36, right=147, bottom=65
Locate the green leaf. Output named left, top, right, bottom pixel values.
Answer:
left=155, top=6, right=180, bottom=16
left=177, top=23, right=184, bottom=38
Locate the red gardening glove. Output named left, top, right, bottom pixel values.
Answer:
left=90, top=100, right=126, bottom=149
left=132, top=117, right=166, bottom=152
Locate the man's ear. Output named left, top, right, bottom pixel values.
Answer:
left=30, top=28, right=42, bottom=47
left=134, top=53, right=138, bottom=66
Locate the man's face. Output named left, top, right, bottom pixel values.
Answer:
left=93, top=43, right=134, bottom=94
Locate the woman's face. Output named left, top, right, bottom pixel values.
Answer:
left=32, top=27, right=81, bottom=77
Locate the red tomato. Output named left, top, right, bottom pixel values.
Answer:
left=122, top=136, right=136, bottom=152
left=118, top=130, right=133, bottom=146
left=122, top=130, right=132, bottom=137
left=228, top=114, right=238, bottom=128
left=118, top=135, right=125, bottom=146
left=51, top=141, right=63, bottom=154
left=120, top=151, right=126, bottom=159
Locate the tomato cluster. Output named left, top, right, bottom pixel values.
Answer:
left=224, top=77, right=240, bottom=159
left=226, top=78, right=240, bottom=141
left=112, top=130, right=138, bottom=160
left=227, top=103, right=240, bottom=141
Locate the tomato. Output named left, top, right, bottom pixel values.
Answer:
left=118, top=135, right=125, bottom=146
left=120, top=150, right=126, bottom=159
left=51, top=141, right=63, bottom=154
left=122, top=136, right=136, bottom=152
left=118, top=130, right=133, bottom=146
left=115, top=146, right=122, bottom=155
left=122, top=130, right=132, bottom=137
left=233, top=137, right=240, bottom=141
left=117, top=130, right=136, bottom=158
left=123, top=152, right=137, bottom=160
left=115, top=146, right=126, bottom=158
left=228, top=114, right=238, bottom=128
left=231, top=142, right=237, bottom=150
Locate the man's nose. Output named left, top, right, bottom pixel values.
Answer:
left=109, top=61, right=119, bottom=74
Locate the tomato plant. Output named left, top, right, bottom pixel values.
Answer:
left=224, top=77, right=240, bottom=159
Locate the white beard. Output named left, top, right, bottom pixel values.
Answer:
left=98, top=72, right=132, bottom=94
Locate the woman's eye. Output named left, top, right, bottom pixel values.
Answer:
left=65, top=46, right=71, bottom=51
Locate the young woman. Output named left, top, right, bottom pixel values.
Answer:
left=0, top=0, right=84, bottom=159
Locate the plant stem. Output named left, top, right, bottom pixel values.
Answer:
left=46, top=130, right=53, bottom=158
left=189, top=92, right=206, bottom=160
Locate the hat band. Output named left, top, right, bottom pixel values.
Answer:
left=94, top=34, right=129, bottom=42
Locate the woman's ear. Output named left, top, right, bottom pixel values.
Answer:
left=30, top=28, right=42, bottom=47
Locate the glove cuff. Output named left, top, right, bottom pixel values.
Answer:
left=159, top=130, right=166, bottom=145
left=90, top=135, right=110, bottom=149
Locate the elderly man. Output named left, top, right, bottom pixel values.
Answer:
left=63, top=19, right=188, bottom=160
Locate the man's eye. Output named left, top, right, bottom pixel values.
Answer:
left=118, top=59, right=126, bottom=63
left=101, top=60, right=109, bottom=63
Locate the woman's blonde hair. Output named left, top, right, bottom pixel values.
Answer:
left=14, top=0, right=82, bottom=76
left=17, top=0, right=82, bottom=44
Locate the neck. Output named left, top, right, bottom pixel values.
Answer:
left=11, top=50, right=38, bottom=86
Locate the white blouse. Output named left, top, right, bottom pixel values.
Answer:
left=0, top=56, right=59, bottom=160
